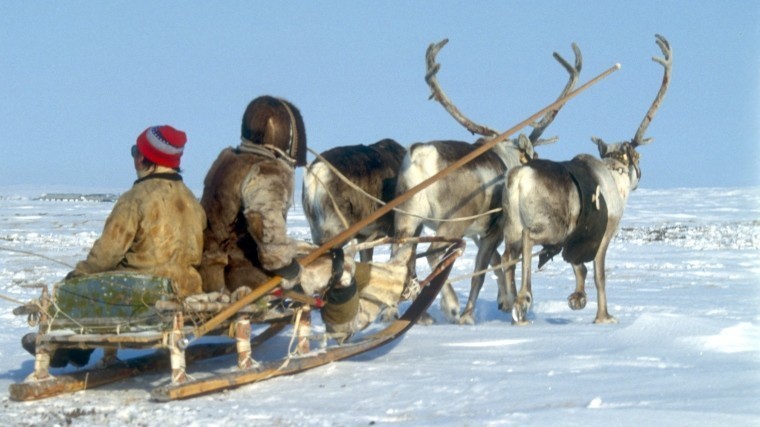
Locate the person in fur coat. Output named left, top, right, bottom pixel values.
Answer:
left=68, top=125, right=206, bottom=298
left=198, top=96, right=359, bottom=337
left=23, top=125, right=207, bottom=367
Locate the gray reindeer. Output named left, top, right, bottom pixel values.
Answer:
left=503, top=34, right=672, bottom=324
left=302, top=139, right=407, bottom=262
left=391, top=39, right=581, bottom=325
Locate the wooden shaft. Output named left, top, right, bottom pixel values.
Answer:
left=193, top=62, right=620, bottom=339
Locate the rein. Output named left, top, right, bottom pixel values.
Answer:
left=445, top=248, right=546, bottom=285
left=0, top=246, right=75, bottom=269
left=306, top=147, right=504, bottom=223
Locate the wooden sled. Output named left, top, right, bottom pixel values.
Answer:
left=10, top=236, right=465, bottom=401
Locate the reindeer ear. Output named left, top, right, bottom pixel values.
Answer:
left=517, top=133, right=531, bottom=150
left=517, top=133, right=534, bottom=163
left=591, top=136, right=608, bottom=157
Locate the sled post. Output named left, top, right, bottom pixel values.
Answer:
left=296, top=306, right=312, bottom=355
left=234, top=317, right=255, bottom=369
left=29, top=343, right=52, bottom=382
left=169, top=313, right=187, bottom=384
left=29, top=287, right=53, bottom=381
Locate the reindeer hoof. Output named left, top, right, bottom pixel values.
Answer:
left=379, top=306, right=400, bottom=323
left=511, top=294, right=532, bottom=325
left=417, top=311, right=436, bottom=326
left=511, top=306, right=528, bottom=325
left=458, top=312, right=475, bottom=326
left=567, top=292, right=587, bottom=310
left=440, top=302, right=460, bottom=324
left=511, top=308, right=531, bottom=326
left=593, top=315, right=618, bottom=324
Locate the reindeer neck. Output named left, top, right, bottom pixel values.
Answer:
left=602, top=157, right=636, bottom=202
left=491, top=140, right=525, bottom=168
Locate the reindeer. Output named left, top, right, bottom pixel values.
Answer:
left=302, top=139, right=407, bottom=262
left=503, top=34, right=672, bottom=325
left=391, top=39, right=581, bottom=325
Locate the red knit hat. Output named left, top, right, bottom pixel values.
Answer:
left=135, top=125, right=187, bottom=168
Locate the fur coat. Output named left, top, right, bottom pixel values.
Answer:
left=199, top=146, right=300, bottom=292
left=72, top=173, right=206, bottom=298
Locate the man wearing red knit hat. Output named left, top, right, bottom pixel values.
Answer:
left=22, top=125, right=207, bottom=368
left=71, top=125, right=206, bottom=295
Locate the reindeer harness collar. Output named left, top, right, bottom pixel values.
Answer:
left=562, top=157, right=609, bottom=265
left=532, top=157, right=609, bottom=267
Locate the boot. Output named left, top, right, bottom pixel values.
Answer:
left=320, top=279, right=359, bottom=343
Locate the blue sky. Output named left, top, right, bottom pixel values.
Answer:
left=1, top=1, right=758, bottom=191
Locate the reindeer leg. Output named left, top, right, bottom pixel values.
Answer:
left=459, top=236, right=501, bottom=325
left=413, top=241, right=438, bottom=326
left=359, top=247, right=374, bottom=264
left=385, top=228, right=421, bottom=323
left=458, top=280, right=483, bottom=326
left=512, top=230, right=533, bottom=325
left=417, top=240, right=456, bottom=324
left=592, top=236, right=617, bottom=324
left=568, top=263, right=588, bottom=310
left=490, top=249, right=508, bottom=310
left=438, top=282, right=460, bottom=323
left=500, top=243, right=519, bottom=313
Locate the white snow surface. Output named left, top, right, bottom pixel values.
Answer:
left=0, top=186, right=758, bottom=426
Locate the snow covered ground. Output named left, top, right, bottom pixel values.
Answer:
left=0, top=186, right=758, bottom=426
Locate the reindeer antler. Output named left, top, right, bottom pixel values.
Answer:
left=426, top=39, right=582, bottom=148
left=632, top=34, right=672, bottom=148
left=529, top=43, right=583, bottom=146
left=425, top=39, right=500, bottom=137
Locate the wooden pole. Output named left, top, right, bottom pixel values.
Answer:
left=193, top=62, right=621, bottom=338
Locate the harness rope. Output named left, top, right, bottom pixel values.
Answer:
left=0, top=246, right=74, bottom=269
left=0, top=247, right=66, bottom=327
left=445, top=248, right=547, bottom=285
left=0, top=292, right=26, bottom=305
left=306, top=147, right=504, bottom=223
left=307, top=163, right=351, bottom=230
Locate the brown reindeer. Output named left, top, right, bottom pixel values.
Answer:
left=391, top=39, right=582, bottom=325
left=302, top=139, right=407, bottom=262
left=503, top=34, right=672, bottom=324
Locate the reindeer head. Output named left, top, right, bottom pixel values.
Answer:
left=425, top=39, right=582, bottom=166
left=591, top=34, right=672, bottom=190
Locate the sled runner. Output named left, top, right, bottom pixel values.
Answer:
left=10, top=236, right=464, bottom=402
